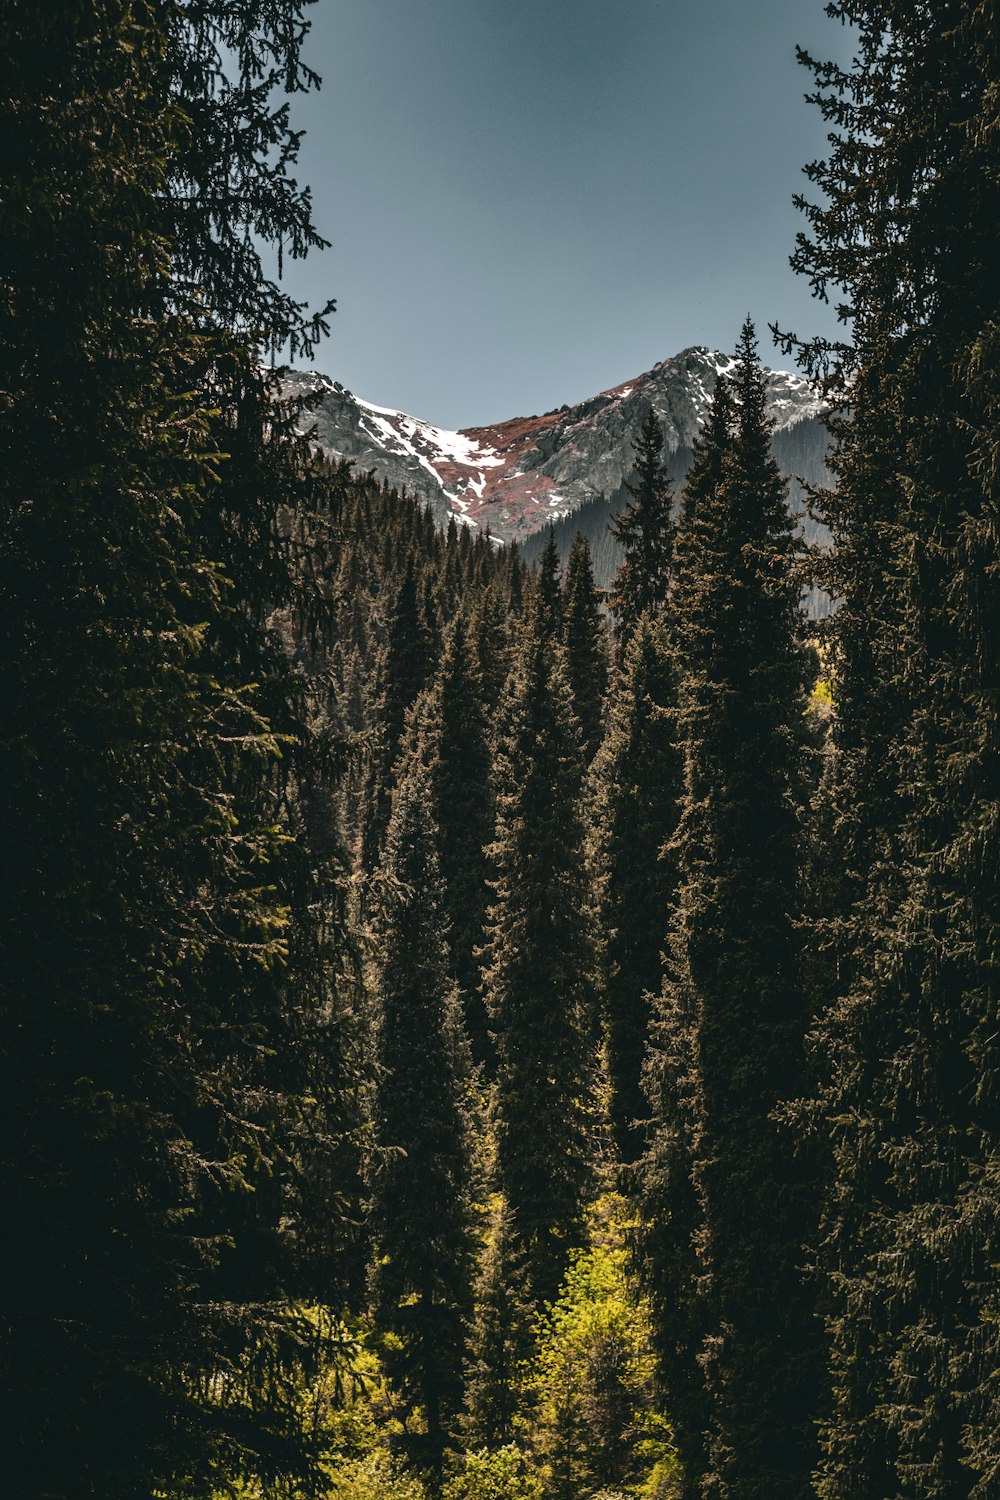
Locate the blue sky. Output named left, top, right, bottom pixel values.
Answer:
left=279, top=0, right=855, bottom=429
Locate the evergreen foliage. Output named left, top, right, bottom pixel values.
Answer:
left=464, top=1199, right=535, bottom=1451
left=359, top=558, right=435, bottom=872
left=640, top=325, right=816, bottom=1500
left=370, top=771, right=479, bottom=1477
left=397, top=616, right=496, bottom=1064
left=0, top=3, right=366, bottom=1495
left=534, top=529, right=564, bottom=638
left=608, top=407, right=676, bottom=647
left=480, top=587, right=596, bottom=1306
left=5, top=5, right=996, bottom=1496
left=471, top=581, right=515, bottom=714
left=561, top=534, right=609, bottom=764
left=591, top=614, right=679, bottom=1164
left=776, top=7, right=1000, bottom=1496
left=525, top=1198, right=668, bottom=1500
left=165, top=0, right=335, bottom=356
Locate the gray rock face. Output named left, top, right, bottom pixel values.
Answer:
left=282, top=347, right=832, bottom=558
left=281, top=369, right=454, bottom=525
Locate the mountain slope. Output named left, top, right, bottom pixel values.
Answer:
left=284, top=347, right=831, bottom=583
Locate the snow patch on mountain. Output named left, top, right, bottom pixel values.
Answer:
left=283, top=347, right=830, bottom=547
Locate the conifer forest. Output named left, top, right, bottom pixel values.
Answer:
left=3, top=4, right=999, bottom=1499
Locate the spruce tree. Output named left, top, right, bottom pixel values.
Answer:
left=779, top=8, right=1000, bottom=1496
left=608, top=406, right=675, bottom=647
left=464, top=1198, right=534, bottom=1449
left=0, top=4, right=364, bottom=1495
left=535, top=527, right=564, bottom=637
left=562, top=533, right=609, bottom=763
left=480, top=588, right=595, bottom=1306
left=505, top=540, right=526, bottom=617
left=639, top=326, right=817, bottom=1500
left=470, top=580, right=513, bottom=714
left=397, top=615, right=496, bottom=1063
left=358, top=557, right=432, bottom=871
left=370, top=770, right=478, bottom=1479
left=591, top=613, right=679, bottom=1163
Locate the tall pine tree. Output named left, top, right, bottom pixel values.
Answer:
left=562, top=532, right=609, bottom=764
left=778, top=7, right=1000, bottom=1495
left=640, top=325, right=817, bottom=1500
left=0, top=4, right=364, bottom=1495
left=358, top=557, right=432, bottom=871
left=370, top=770, right=479, bottom=1479
left=591, top=612, right=679, bottom=1163
left=396, top=614, right=496, bottom=1063
left=608, top=406, right=675, bottom=647
left=480, top=586, right=595, bottom=1306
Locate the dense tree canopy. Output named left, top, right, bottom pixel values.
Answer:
left=776, top=6, right=1000, bottom=1496
left=608, top=407, right=675, bottom=647
left=640, top=326, right=817, bottom=1500
left=480, top=585, right=595, bottom=1306
left=3, top=4, right=996, bottom=1500
left=370, top=771, right=478, bottom=1477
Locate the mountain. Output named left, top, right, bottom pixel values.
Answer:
left=284, top=347, right=831, bottom=593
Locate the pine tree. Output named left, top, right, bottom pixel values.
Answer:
left=0, top=4, right=364, bottom=1495
left=397, top=615, right=496, bottom=1063
left=637, top=375, right=735, bottom=1500
left=639, top=326, right=817, bottom=1500
left=506, top=541, right=526, bottom=617
left=562, top=533, right=609, bottom=763
left=470, top=581, right=513, bottom=714
left=359, top=557, right=432, bottom=871
left=591, top=613, right=679, bottom=1163
left=535, top=527, right=564, bottom=637
left=778, top=8, right=1000, bottom=1496
left=608, top=406, right=675, bottom=647
left=480, top=588, right=596, bottom=1306
left=464, top=1198, right=535, bottom=1449
left=165, top=1, right=334, bottom=358
left=370, top=770, right=479, bottom=1478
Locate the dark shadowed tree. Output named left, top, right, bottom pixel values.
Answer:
left=562, top=533, right=609, bottom=763
left=0, top=3, right=365, bottom=1497
left=358, top=557, right=433, bottom=871
left=640, top=326, right=817, bottom=1500
left=777, top=6, right=1000, bottom=1496
left=608, top=406, right=675, bottom=648
left=464, top=1197, right=534, bottom=1450
left=480, top=587, right=596, bottom=1306
left=396, top=614, right=496, bottom=1064
left=591, top=613, right=679, bottom=1163
left=535, top=527, right=564, bottom=638
left=370, top=770, right=479, bottom=1479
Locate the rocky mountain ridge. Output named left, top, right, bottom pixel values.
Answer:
left=283, top=346, right=832, bottom=585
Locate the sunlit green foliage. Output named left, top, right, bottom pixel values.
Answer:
left=444, top=1446, right=545, bottom=1500
left=524, top=1198, right=677, bottom=1500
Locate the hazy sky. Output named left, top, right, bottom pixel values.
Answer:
left=279, top=0, right=855, bottom=430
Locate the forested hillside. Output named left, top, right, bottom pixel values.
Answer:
left=1, top=4, right=998, bottom=1500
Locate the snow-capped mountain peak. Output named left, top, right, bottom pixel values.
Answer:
left=283, top=346, right=829, bottom=547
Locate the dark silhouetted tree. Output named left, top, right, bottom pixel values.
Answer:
left=777, top=7, right=1000, bottom=1496
left=370, top=771, right=479, bottom=1479
left=640, top=326, right=817, bottom=1500
left=591, top=613, right=679, bottom=1163
left=608, top=407, right=675, bottom=647
left=562, top=533, right=609, bottom=763
left=480, top=589, right=596, bottom=1305
left=358, top=558, right=433, bottom=871
left=397, top=615, right=496, bottom=1063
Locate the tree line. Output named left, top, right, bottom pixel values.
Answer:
left=1, top=3, right=997, bottom=1500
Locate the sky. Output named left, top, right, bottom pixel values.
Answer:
left=277, top=0, right=855, bottom=431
